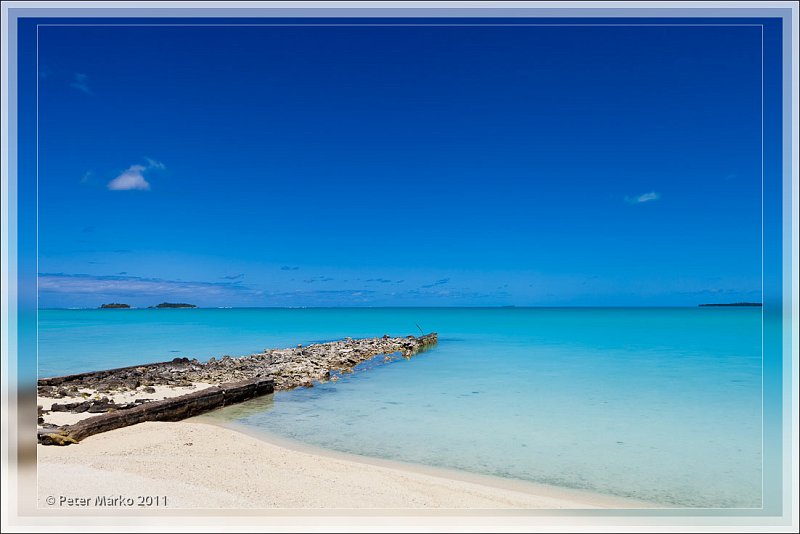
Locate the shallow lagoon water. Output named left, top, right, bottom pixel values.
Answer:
left=39, top=307, right=762, bottom=507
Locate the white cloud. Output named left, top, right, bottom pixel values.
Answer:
left=106, top=159, right=165, bottom=191
left=625, top=191, right=660, bottom=204
left=107, top=165, right=150, bottom=191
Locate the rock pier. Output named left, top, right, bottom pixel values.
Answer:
left=37, top=333, right=437, bottom=445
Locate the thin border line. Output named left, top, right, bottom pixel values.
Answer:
left=34, top=23, right=767, bottom=26
left=35, top=25, right=39, bottom=356
left=760, top=21, right=765, bottom=511
left=33, top=20, right=768, bottom=514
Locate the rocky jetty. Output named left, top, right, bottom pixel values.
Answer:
left=37, top=333, right=437, bottom=445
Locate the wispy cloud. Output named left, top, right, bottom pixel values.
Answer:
left=403, top=287, right=507, bottom=301
left=222, top=273, right=245, bottom=280
left=38, top=273, right=254, bottom=301
left=302, top=276, right=334, bottom=283
left=421, top=278, right=450, bottom=289
left=145, top=157, right=165, bottom=170
left=280, top=266, right=300, bottom=271
left=625, top=191, right=660, bottom=204
left=266, top=289, right=377, bottom=305
left=107, top=159, right=165, bottom=191
left=70, top=73, right=92, bottom=94
left=273, top=289, right=375, bottom=297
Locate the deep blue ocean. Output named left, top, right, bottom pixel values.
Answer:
left=38, top=307, right=763, bottom=507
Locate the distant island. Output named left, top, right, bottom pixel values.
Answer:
left=150, top=302, right=198, bottom=309
left=99, top=303, right=130, bottom=309
left=698, top=302, right=762, bottom=307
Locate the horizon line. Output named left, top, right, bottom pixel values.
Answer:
left=37, top=304, right=763, bottom=310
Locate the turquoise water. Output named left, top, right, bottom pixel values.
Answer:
left=38, top=307, right=762, bottom=508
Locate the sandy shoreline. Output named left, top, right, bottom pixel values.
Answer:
left=37, top=420, right=655, bottom=509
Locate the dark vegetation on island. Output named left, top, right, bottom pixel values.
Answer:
left=698, top=302, right=762, bottom=307
left=99, top=302, right=198, bottom=309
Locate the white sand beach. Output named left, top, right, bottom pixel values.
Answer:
left=37, top=421, right=654, bottom=509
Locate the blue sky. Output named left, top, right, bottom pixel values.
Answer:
left=35, top=23, right=765, bottom=307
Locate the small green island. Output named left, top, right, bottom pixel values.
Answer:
left=99, top=303, right=131, bottom=309
left=150, top=302, right=198, bottom=309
